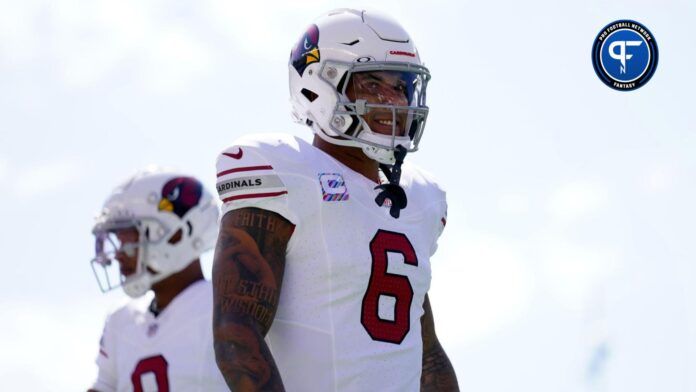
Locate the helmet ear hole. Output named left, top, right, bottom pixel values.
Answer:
left=301, top=88, right=318, bottom=102
left=167, top=229, right=183, bottom=245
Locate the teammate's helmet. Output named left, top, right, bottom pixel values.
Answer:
left=289, top=9, right=431, bottom=165
left=90, top=168, right=219, bottom=298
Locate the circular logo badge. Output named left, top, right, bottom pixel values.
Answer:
left=592, top=20, right=658, bottom=91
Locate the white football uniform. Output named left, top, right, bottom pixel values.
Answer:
left=216, top=134, right=447, bottom=392
left=90, top=280, right=228, bottom=392
left=217, top=135, right=447, bottom=392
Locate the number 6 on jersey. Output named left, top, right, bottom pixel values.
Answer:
left=361, top=230, right=419, bottom=344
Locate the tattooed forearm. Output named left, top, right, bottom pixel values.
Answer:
left=421, top=295, right=459, bottom=392
left=217, top=279, right=279, bottom=327
left=220, top=297, right=276, bottom=327
left=213, top=207, right=294, bottom=391
left=230, top=209, right=283, bottom=233
left=214, top=315, right=284, bottom=391
left=237, top=280, right=279, bottom=303
left=215, top=277, right=279, bottom=306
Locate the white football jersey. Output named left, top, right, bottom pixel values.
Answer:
left=216, top=134, right=447, bottom=392
left=90, top=280, right=228, bottom=392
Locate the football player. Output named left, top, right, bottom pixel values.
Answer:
left=212, top=9, right=458, bottom=391
left=87, top=168, right=228, bottom=391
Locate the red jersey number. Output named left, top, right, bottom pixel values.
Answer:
left=131, top=355, right=170, bottom=392
left=361, top=229, right=419, bottom=344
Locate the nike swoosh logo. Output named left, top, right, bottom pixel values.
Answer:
left=223, top=148, right=243, bottom=160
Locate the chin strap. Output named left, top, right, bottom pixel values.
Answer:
left=374, top=145, right=408, bottom=219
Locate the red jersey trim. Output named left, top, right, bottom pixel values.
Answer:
left=217, top=165, right=274, bottom=178
left=222, top=191, right=288, bottom=203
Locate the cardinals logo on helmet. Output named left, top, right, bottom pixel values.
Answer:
left=291, top=24, right=320, bottom=76
left=158, top=177, right=203, bottom=218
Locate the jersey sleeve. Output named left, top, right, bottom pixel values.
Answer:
left=215, top=144, right=299, bottom=224
left=89, top=315, right=117, bottom=392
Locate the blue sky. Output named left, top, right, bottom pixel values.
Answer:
left=0, top=0, right=694, bottom=390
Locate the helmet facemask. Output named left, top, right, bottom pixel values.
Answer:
left=319, top=61, right=430, bottom=165
left=90, top=171, right=219, bottom=297
left=91, top=216, right=179, bottom=298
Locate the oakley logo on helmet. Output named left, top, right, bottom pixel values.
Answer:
left=158, top=177, right=203, bottom=218
left=291, top=24, right=320, bottom=76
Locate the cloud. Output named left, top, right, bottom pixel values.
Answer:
left=0, top=0, right=44, bottom=66
left=141, top=29, right=214, bottom=93
left=431, top=225, right=621, bottom=349
left=0, top=0, right=215, bottom=91
left=201, top=0, right=416, bottom=61
left=497, top=192, right=530, bottom=215
left=0, top=158, right=7, bottom=182
left=13, top=159, right=84, bottom=197
left=203, top=0, right=340, bottom=60
left=0, top=300, right=102, bottom=390
left=541, top=180, right=620, bottom=311
left=47, top=0, right=151, bottom=85
left=643, top=164, right=675, bottom=193
left=548, top=181, right=608, bottom=222
left=431, top=234, right=535, bottom=346
left=2, top=0, right=417, bottom=90
left=204, top=1, right=293, bottom=59
left=538, top=236, right=620, bottom=311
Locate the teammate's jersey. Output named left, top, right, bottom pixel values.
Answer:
left=90, top=280, right=228, bottom=392
left=216, top=134, right=447, bottom=392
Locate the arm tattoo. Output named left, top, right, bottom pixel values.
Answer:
left=213, top=207, right=294, bottom=391
left=421, top=295, right=460, bottom=392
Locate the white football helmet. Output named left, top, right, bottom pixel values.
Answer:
left=289, top=8, right=431, bottom=165
left=90, top=168, right=219, bottom=298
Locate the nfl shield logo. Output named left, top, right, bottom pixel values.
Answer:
left=147, top=323, right=159, bottom=337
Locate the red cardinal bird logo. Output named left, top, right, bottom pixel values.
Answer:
left=158, top=177, right=203, bottom=218
left=291, top=24, right=320, bottom=76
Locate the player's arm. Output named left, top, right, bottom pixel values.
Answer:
left=212, top=207, right=294, bottom=391
left=421, top=294, right=459, bottom=391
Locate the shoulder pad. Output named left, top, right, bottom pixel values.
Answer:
left=215, top=134, right=300, bottom=224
